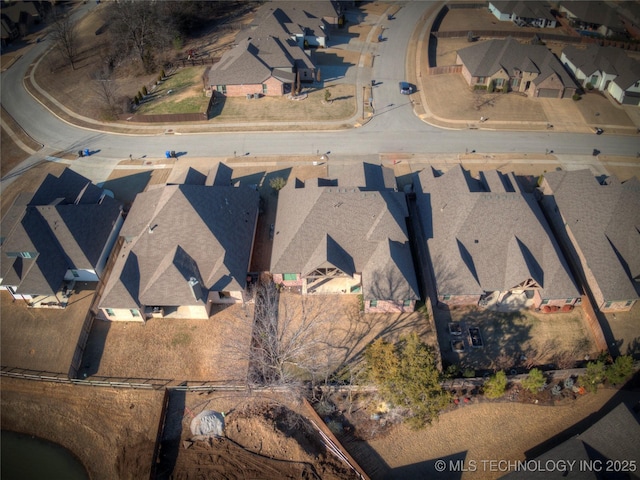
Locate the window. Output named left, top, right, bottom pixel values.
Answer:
left=283, top=273, right=297, bottom=281
left=219, top=291, right=231, bottom=298
left=130, top=309, right=140, bottom=317
left=605, top=301, right=612, bottom=308
left=216, top=85, right=226, bottom=94
left=262, top=83, right=268, bottom=94
left=370, top=299, right=378, bottom=307
left=625, top=300, right=634, bottom=307
left=635, top=81, right=640, bottom=88
left=590, top=75, right=598, bottom=85
left=403, top=299, right=412, bottom=307
left=21, top=252, right=34, bottom=258
left=494, top=78, right=505, bottom=87
left=106, top=309, right=115, bottom=317
left=71, top=270, right=80, bottom=278
left=477, top=77, right=486, bottom=84
left=565, top=298, right=573, bottom=304
left=443, top=295, right=451, bottom=301
left=541, top=299, right=549, bottom=305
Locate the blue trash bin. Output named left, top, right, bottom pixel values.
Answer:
left=165, top=151, right=171, bottom=159
left=84, top=148, right=90, bottom=156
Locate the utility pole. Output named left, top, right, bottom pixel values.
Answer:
left=362, top=85, right=365, bottom=119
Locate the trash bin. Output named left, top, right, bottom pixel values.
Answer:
left=165, top=151, right=171, bottom=159
left=171, top=151, right=176, bottom=158
left=371, top=79, right=375, bottom=87
left=78, top=150, right=84, bottom=157
left=84, top=148, right=90, bottom=157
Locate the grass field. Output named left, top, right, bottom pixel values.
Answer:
left=136, top=67, right=209, bottom=115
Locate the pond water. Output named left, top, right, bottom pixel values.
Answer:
left=1, top=430, right=89, bottom=480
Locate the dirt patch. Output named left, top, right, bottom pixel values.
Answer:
left=79, top=303, right=253, bottom=382
left=0, top=377, right=165, bottom=480
left=1, top=286, right=95, bottom=374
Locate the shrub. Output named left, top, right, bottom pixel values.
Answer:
left=365, top=334, right=450, bottom=428
left=522, top=368, right=546, bottom=392
left=586, top=82, right=594, bottom=90
left=579, top=360, right=606, bottom=393
left=572, top=93, right=581, bottom=101
left=484, top=371, right=507, bottom=399
left=324, top=89, right=332, bottom=103
left=142, top=85, right=148, bottom=96
left=487, top=80, right=495, bottom=93
left=605, top=355, right=634, bottom=385
left=269, top=177, right=286, bottom=191
left=462, top=368, right=476, bottom=378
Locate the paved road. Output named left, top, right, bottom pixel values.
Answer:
left=1, top=1, right=638, bottom=187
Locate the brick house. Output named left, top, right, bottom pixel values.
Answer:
left=413, top=165, right=579, bottom=311
left=270, top=163, right=419, bottom=313
left=456, top=37, right=578, bottom=99
left=98, top=183, right=259, bottom=321
left=539, top=169, right=640, bottom=312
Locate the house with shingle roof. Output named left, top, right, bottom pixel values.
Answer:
left=270, top=164, right=419, bottom=313
left=561, top=45, right=640, bottom=106
left=456, top=38, right=577, bottom=98
left=98, top=184, right=259, bottom=321
left=206, top=1, right=340, bottom=97
left=488, top=1, right=557, bottom=28
left=0, top=169, right=123, bottom=307
left=539, top=169, right=640, bottom=312
left=413, top=165, right=579, bottom=311
left=558, top=1, right=625, bottom=38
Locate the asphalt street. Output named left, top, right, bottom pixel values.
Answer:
left=1, top=1, right=638, bottom=188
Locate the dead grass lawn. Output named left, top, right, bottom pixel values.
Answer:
left=210, top=84, right=356, bottom=123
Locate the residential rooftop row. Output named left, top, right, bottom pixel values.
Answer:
left=1, top=163, right=638, bottom=323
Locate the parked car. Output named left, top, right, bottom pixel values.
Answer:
left=399, top=81, right=413, bottom=95
left=594, top=127, right=604, bottom=135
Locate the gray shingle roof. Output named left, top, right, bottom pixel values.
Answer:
left=491, top=1, right=556, bottom=22
left=543, top=169, right=640, bottom=301
left=561, top=1, right=624, bottom=31
left=415, top=165, right=578, bottom=299
left=504, top=403, right=640, bottom=479
left=100, top=185, right=259, bottom=309
left=0, top=170, right=122, bottom=296
left=327, top=162, right=397, bottom=191
left=458, top=38, right=576, bottom=87
left=270, top=175, right=419, bottom=301
left=563, top=44, right=640, bottom=90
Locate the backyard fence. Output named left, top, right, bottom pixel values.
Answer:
left=428, top=64, right=462, bottom=75
left=1, top=366, right=171, bottom=390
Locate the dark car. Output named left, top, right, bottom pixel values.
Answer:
left=399, top=81, right=413, bottom=95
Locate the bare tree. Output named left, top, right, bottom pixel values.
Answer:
left=92, top=72, right=120, bottom=119
left=233, top=281, right=338, bottom=392
left=49, top=9, right=79, bottom=70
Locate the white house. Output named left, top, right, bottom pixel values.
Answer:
left=562, top=45, right=640, bottom=105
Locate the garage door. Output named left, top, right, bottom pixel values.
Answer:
left=538, top=88, right=559, bottom=98
left=622, top=92, right=640, bottom=105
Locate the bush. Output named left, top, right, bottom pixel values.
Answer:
left=365, top=334, right=450, bottom=428
left=522, top=368, right=546, bottom=392
left=484, top=371, right=507, bottom=399
left=269, top=177, right=286, bottom=191
left=462, top=368, right=476, bottom=378
left=605, top=355, right=634, bottom=385
left=572, top=93, right=581, bottom=101
left=579, top=360, right=606, bottom=393
left=487, top=80, right=495, bottom=93
left=586, top=82, right=594, bottom=90
left=142, top=85, right=148, bottom=96
left=324, top=89, right=332, bottom=102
